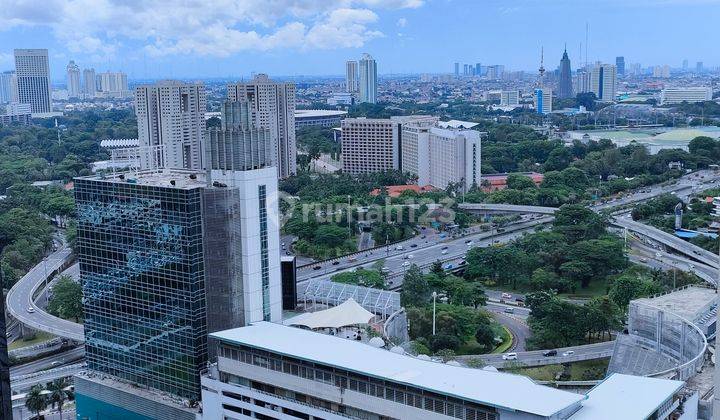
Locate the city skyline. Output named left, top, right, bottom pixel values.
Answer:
left=0, top=1, right=718, bottom=80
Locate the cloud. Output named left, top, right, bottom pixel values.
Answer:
left=0, top=0, right=423, bottom=59
left=396, top=17, right=407, bottom=27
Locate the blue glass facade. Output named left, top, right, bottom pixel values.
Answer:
left=75, top=178, right=208, bottom=399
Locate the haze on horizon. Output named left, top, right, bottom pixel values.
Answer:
left=0, top=0, right=718, bottom=80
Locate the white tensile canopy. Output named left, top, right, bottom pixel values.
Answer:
left=286, top=298, right=374, bottom=329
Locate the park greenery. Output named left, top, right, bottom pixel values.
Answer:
left=401, top=264, right=504, bottom=356
left=296, top=126, right=340, bottom=162
left=47, top=274, right=84, bottom=322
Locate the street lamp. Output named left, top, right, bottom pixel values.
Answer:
left=432, top=291, right=438, bottom=336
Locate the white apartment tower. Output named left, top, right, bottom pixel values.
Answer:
left=83, top=68, right=96, bottom=98
left=358, top=53, right=377, bottom=104
left=660, top=87, right=712, bottom=105
left=500, top=90, right=520, bottom=107
left=135, top=81, right=206, bottom=170
left=346, top=60, right=358, bottom=93
left=228, top=74, right=297, bottom=178
left=98, top=71, right=129, bottom=97
left=14, top=49, right=51, bottom=113
left=66, top=60, right=81, bottom=98
left=402, top=122, right=482, bottom=191
left=590, top=64, right=617, bottom=102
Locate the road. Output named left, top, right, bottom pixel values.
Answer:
left=10, top=347, right=85, bottom=378
left=5, top=238, right=84, bottom=343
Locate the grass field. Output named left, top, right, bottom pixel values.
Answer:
left=8, top=331, right=55, bottom=351
left=506, top=358, right=610, bottom=381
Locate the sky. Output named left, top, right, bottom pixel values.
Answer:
left=0, top=0, right=718, bottom=81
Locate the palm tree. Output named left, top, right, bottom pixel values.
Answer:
left=25, top=384, right=48, bottom=419
left=48, top=378, right=73, bottom=419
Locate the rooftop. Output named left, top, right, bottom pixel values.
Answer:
left=438, top=119, right=479, bottom=129
left=634, top=285, right=717, bottom=321
left=295, top=109, right=348, bottom=118
left=210, top=322, right=585, bottom=417
left=77, top=169, right=210, bottom=190
left=569, top=373, right=683, bottom=420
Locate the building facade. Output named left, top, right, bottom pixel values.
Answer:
left=499, top=90, right=520, bottom=107
left=615, top=56, right=625, bottom=76
left=98, top=71, right=129, bottom=97
left=294, top=109, right=347, bottom=128
left=83, top=68, right=96, bottom=98
left=345, top=60, right=358, bottom=93
left=358, top=53, right=377, bottom=104
left=535, top=87, right=553, bottom=115
left=135, top=81, right=206, bottom=170
left=205, top=100, right=273, bottom=171
left=341, top=118, right=397, bottom=175
left=74, top=168, right=282, bottom=403
left=402, top=121, right=482, bottom=191
left=0, top=71, right=17, bottom=104
left=590, top=64, right=617, bottom=102
left=14, top=49, right=51, bottom=114
left=660, top=87, right=713, bottom=105
left=558, top=49, right=573, bottom=99
left=228, top=74, right=297, bottom=178
left=1, top=102, right=32, bottom=126
left=66, top=60, right=81, bottom=98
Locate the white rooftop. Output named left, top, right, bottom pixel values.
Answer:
left=284, top=298, right=374, bottom=329
left=569, top=373, right=683, bottom=420
left=210, top=321, right=585, bottom=417
left=295, top=109, right=348, bottom=118
left=438, top=119, right=479, bottom=129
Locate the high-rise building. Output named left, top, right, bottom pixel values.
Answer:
left=97, top=71, right=129, bottom=97
left=454, top=62, right=460, bottom=77
left=135, top=81, right=206, bottom=170
left=475, top=62, right=482, bottom=76
left=205, top=100, right=273, bottom=171
left=590, top=64, right=617, bottom=102
left=74, top=165, right=282, bottom=414
left=463, top=64, right=469, bottom=76
left=401, top=121, right=482, bottom=191
left=341, top=115, right=436, bottom=175
left=486, top=65, right=504, bottom=79
left=535, top=88, right=553, bottom=115
left=82, top=68, right=96, bottom=98
left=0, top=71, right=17, bottom=103
left=558, top=48, right=573, bottom=99
left=696, top=61, right=704, bottom=73
left=682, top=59, right=688, bottom=70
left=358, top=53, right=377, bottom=104
left=345, top=60, right=358, bottom=93
left=652, top=65, right=671, bottom=78
left=66, top=60, right=81, bottom=98
left=660, top=87, right=712, bottom=105
left=500, top=90, right=520, bottom=107
left=228, top=74, right=297, bottom=178
left=13, top=49, right=51, bottom=114
left=615, top=56, right=625, bottom=76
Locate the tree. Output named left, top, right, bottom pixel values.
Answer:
left=332, top=269, right=385, bottom=289
left=47, top=275, right=84, bottom=322
left=506, top=173, right=536, bottom=190
left=552, top=204, right=606, bottom=243
left=401, top=265, right=431, bottom=307
left=47, top=377, right=72, bottom=419
left=608, top=273, right=660, bottom=312
left=313, top=224, right=348, bottom=248
left=25, top=384, right=48, bottom=419
left=430, top=260, right=445, bottom=277
left=474, top=323, right=496, bottom=350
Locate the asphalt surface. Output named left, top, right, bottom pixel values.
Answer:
left=10, top=347, right=85, bottom=378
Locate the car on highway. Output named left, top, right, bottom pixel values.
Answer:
left=50, top=361, right=63, bottom=367
left=348, top=257, right=357, bottom=262
left=441, top=246, right=449, bottom=250
left=503, top=307, right=514, bottom=314
left=396, top=245, right=404, bottom=250
left=441, top=249, right=448, bottom=255
left=285, top=251, right=292, bottom=255
left=502, top=353, right=517, bottom=360
left=542, top=350, right=557, bottom=357
left=26, top=306, right=35, bottom=313
left=404, top=254, right=414, bottom=259
left=444, top=264, right=454, bottom=270
left=332, top=261, right=340, bottom=265
left=313, top=265, right=321, bottom=270
left=410, top=243, right=418, bottom=248
left=401, top=261, right=411, bottom=267
left=562, top=350, right=575, bottom=357
left=501, top=292, right=512, bottom=300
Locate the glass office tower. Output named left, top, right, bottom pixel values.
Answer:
left=75, top=172, right=209, bottom=399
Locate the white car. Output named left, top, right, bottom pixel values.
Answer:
left=396, top=245, right=404, bottom=251
left=562, top=350, right=575, bottom=357
left=502, top=353, right=517, bottom=361
left=441, top=249, right=448, bottom=255
left=501, top=293, right=512, bottom=300
left=26, top=306, right=35, bottom=313
left=402, top=261, right=411, bottom=267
